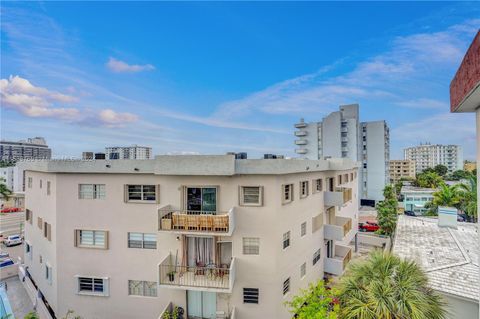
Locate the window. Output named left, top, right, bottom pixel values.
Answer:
left=313, top=248, right=321, bottom=265
left=128, top=233, right=157, bottom=249
left=240, top=186, right=263, bottom=206
left=28, top=177, right=32, bottom=188
left=39, top=255, right=43, bottom=264
left=25, top=243, right=33, bottom=260
left=47, top=181, right=51, bottom=195
left=77, top=276, right=109, bottom=296
left=300, top=181, right=308, bottom=198
left=350, top=173, right=354, bottom=180
left=338, top=175, right=342, bottom=185
left=282, top=184, right=293, bottom=204
left=243, top=237, right=260, bottom=255
left=37, top=217, right=43, bottom=229
left=126, top=185, right=156, bottom=202
left=301, top=222, right=307, bottom=237
left=243, top=288, right=259, bottom=304
left=26, top=209, right=33, bottom=224
left=44, top=222, right=51, bottom=241
left=344, top=174, right=349, bottom=183
left=128, top=280, right=157, bottom=297
left=79, top=184, right=106, bottom=199
left=75, top=230, right=108, bottom=249
left=300, top=262, right=306, bottom=278
left=39, top=179, right=42, bottom=189
left=283, top=278, right=290, bottom=295
left=283, top=231, right=290, bottom=249
left=45, top=264, right=52, bottom=285
left=314, top=179, right=323, bottom=192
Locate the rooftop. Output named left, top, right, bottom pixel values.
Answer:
left=393, top=215, right=479, bottom=302
left=400, top=186, right=436, bottom=193
left=18, top=155, right=357, bottom=176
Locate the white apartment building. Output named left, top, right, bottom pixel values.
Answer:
left=0, top=165, right=25, bottom=193
left=20, top=155, right=358, bottom=319
left=0, top=137, right=51, bottom=161
left=404, top=144, right=463, bottom=174
left=105, top=145, right=152, bottom=160
left=294, top=104, right=389, bottom=203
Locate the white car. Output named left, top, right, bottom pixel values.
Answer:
left=4, top=235, right=22, bottom=247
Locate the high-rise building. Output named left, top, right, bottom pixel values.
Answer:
left=20, top=155, right=358, bottom=319
left=0, top=137, right=51, bottom=161
left=105, top=145, right=152, bottom=160
left=82, top=152, right=94, bottom=160
left=403, top=144, right=463, bottom=173
left=294, top=104, right=390, bottom=203
left=388, top=160, right=416, bottom=184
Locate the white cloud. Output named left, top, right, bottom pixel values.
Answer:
left=106, top=57, right=155, bottom=73
left=1, top=75, right=138, bottom=127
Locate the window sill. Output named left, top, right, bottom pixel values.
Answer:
left=77, top=291, right=109, bottom=297
left=239, top=203, right=263, bottom=207
left=282, top=200, right=293, bottom=205
left=126, top=200, right=157, bottom=204
left=76, top=245, right=108, bottom=250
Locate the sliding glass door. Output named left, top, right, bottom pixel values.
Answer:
left=186, top=187, right=217, bottom=212
left=187, top=291, right=216, bottom=319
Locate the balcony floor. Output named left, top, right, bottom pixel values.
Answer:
left=160, top=270, right=230, bottom=291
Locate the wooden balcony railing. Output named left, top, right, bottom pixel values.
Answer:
left=158, top=205, right=235, bottom=236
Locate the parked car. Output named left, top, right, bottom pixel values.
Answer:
left=0, top=251, right=9, bottom=259
left=0, top=207, right=21, bottom=213
left=0, top=233, right=4, bottom=244
left=0, top=258, right=14, bottom=268
left=4, top=235, right=22, bottom=247
left=358, top=221, right=380, bottom=232
left=404, top=210, right=416, bottom=216
left=457, top=215, right=465, bottom=222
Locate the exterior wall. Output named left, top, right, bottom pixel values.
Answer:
left=441, top=292, right=479, bottom=319
left=0, top=167, right=14, bottom=191
left=401, top=190, right=434, bottom=214
left=322, top=111, right=342, bottom=159
left=23, top=162, right=358, bottom=319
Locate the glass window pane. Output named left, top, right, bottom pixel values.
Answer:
left=80, top=231, right=94, bottom=246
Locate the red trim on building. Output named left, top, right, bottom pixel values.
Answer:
left=450, top=31, right=480, bottom=112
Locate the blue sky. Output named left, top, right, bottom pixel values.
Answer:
left=1, top=2, right=479, bottom=159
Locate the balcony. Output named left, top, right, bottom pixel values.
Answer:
left=158, top=205, right=235, bottom=236
left=158, top=253, right=236, bottom=293
left=295, top=130, right=307, bottom=137
left=324, top=216, right=352, bottom=241
left=341, top=136, right=348, bottom=142
left=324, top=187, right=352, bottom=206
left=295, top=148, right=308, bottom=154
left=324, top=244, right=352, bottom=276
left=295, top=139, right=308, bottom=145
left=295, top=122, right=307, bottom=129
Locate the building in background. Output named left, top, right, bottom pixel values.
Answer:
left=464, top=161, right=476, bottom=172
left=105, top=145, right=152, bottom=160
left=294, top=104, right=390, bottom=204
left=388, top=160, right=416, bottom=184
left=94, top=153, right=106, bottom=160
left=404, top=144, right=463, bottom=174
left=400, top=186, right=435, bottom=215
left=393, top=216, right=479, bottom=318
left=19, top=155, right=358, bottom=319
left=0, top=137, right=51, bottom=161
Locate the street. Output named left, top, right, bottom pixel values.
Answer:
left=0, top=211, right=25, bottom=237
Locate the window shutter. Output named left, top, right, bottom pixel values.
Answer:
left=74, top=230, right=79, bottom=247
left=155, top=185, right=160, bottom=204
left=47, top=224, right=52, bottom=241
left=124, top=185, right=128, bottom=203
left=260, top=186, right=264, bottom=206
left=104, top=231, right=109, bottom=249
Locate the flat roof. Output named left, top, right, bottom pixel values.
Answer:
left=17, top=155, right=358, bottom=176
left=393, top=215, right=479, bottom=302
left=400, top=186, right=436, bottom=193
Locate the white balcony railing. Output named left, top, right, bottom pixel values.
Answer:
left=324, top=216, right=352, bottom=241
left=158, top=253, right=236, bottom=293
left=295, top=139, right=308, bottom=145
left=295, top=131, right=307, bottom=137
left=324, top=244, right=352, bottom=276
left=158, top=205, right=236, bottom=236
left=295, top=149, right=308, bottom=154
left=324, top=187, right=352, bottom=207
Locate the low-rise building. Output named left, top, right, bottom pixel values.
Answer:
left=388, top=160, right=415, bottom=184
left=19, top=155, right=358, bottom=319
left=464, top=161, right=476, bottom=172
left=400, top=186, right=435, bottom=215
left=393, top=215, right=479, bottom=319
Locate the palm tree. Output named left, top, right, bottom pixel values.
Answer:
left=432, top=184, right=460, bottom=208
left=456, top=177, right=477, bottom=220
left=415, top=171, right=445, bottom=189
left=339, top=251, right=447, bottom=319
left=0, top=177, right=12, bottom=201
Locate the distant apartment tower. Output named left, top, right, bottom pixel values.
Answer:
left=105, top=145, right=152, bottom=160
left=20, top=155, right=358, bottom=319
left=388, top=160, right=416, bottom=184
left=404, top=144, right=463, bottom=173
left=0, top=137, right=51, bottom=161
left=294, top=104, right=389, bottom=203
left=82, top=152, right=94, bottom=160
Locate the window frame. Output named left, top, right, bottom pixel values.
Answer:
left=300, top=181, right=309, bottom=198
left=127, top=232, right=157, bottom=249
left=243, top=288, right=259, bottom=304
left=313, top=178, right=323, bottom=193
left=47, top=181, right=51, bottom=195
left=239, top=186, right=263, bottom=207
left=282, top=184, right=294, bottom=204
left=79, top=184, right=106, bottom=200
left=125, top=184, right=158, bottom=203
left=300, top=222, right=307, bottom=237
left=282, top=231, right=291, bottom=250
left=75, top=230, right=108, bottom=249
left=76, top=276, right=109, bottom=297
left=283, top=277, right=290, bottom=296
left=242, top=237, right=260, bottom=255
left=128, top=280, right=157, bottom=297
left=300, top=262, right=306, bottom=279
left=313, top=248, right=321, bottom=265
